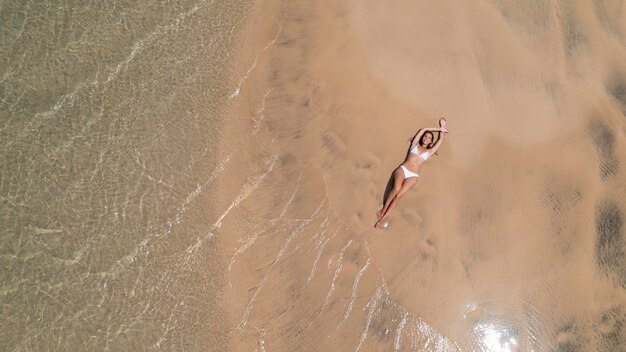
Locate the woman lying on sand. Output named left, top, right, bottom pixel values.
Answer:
left=375, top=117, right=448, bottom=229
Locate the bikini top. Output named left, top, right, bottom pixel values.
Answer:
left=410, top=145, right=429, bottom=161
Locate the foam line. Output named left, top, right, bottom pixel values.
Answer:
left=360, top=234, right=390, bottom=295
left=394, top=312, right=408, bottom=351
left=228, top=56, right=258, bottom=99
left=228, top=172, right=304, bottom=273
left=322, top=239, right=353, bottom=309
left=236, top=198, right=325, bottom=328
left=257, top=327, right=267, bottom=352
left=341, top=257, right=372, bottom=323
left=228, top=23, right=281, bottom=101
left=263, top=24, right=282, bottom=51
left=227, top=224, right=272, bottom=272
left=355, top=286, right=382, bottom=352
left=253, top=87, right=275, bottom=134
left=187, top=155, right=278, bottom=256
left=211, top=154, right=274, bottom=229
left=279, top=173, right=301, bottom=217
left=174, top=154, right=232, bottom=226
left=271, top=222, right=333, bottom=321
left=311, top=217, right=329, bottom=243
left=304, top=237, right=329, bottom=288
left=236, top=223, right=305, bottom=328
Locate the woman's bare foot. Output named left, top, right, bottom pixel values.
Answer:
left=374, top=218, right=387, bottom=229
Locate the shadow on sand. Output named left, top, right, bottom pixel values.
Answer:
left=381, top=168, right=397, bottom=209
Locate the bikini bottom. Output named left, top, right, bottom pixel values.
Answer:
left=400, top=165, right=419, bottom=179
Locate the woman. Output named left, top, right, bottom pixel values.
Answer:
left=375, top=117, right=448, bottom=228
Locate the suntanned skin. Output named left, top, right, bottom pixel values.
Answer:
left=375, top=117, right=448, bottom=229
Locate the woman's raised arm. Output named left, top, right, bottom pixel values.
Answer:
left=411, top=127, right=442, bottom=146
left=428, top=127, right=448, bottom=154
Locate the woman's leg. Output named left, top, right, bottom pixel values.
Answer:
left=375, top=177, right=417, bottom=228
left=378, top=167, right=405, bottom=219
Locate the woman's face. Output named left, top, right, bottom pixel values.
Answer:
left=421, top=133, right=433, bottom=146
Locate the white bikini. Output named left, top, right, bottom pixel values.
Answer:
left=399, top=146, right=428, bottom=179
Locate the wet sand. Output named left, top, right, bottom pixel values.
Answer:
left=217, top=0, right=626, bottom=350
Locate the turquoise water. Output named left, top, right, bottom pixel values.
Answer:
left=1, top=0, right=251, bottom=350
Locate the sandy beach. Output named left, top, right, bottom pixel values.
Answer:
left=216, top=0, right=626, bottom=350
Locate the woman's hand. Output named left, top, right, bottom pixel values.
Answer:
left=439, top=116, right=447, bottom=128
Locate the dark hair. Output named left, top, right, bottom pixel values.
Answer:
left=419, top=131, right=436, bottom=148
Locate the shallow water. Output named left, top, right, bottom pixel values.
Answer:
left=1, top=0, right=251, bottom=350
